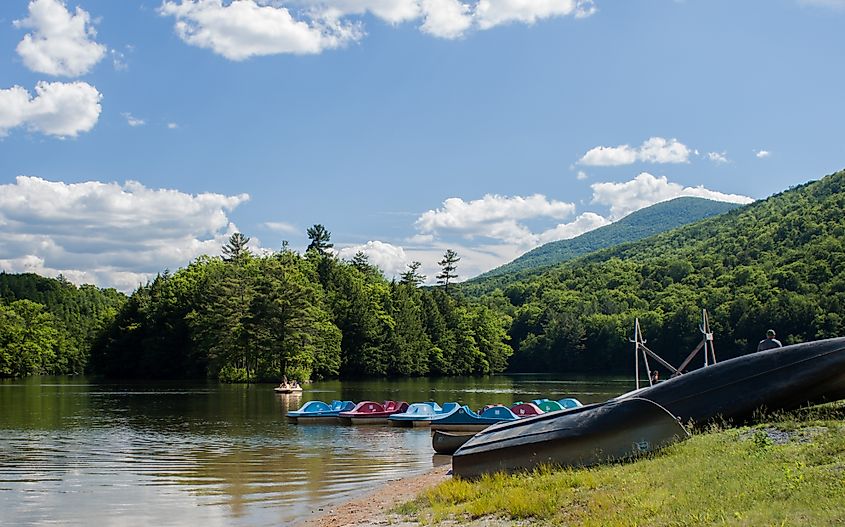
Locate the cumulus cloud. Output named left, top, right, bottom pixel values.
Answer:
left=13, top=0, right=107, bottom=77
left=578, top=137, right=692, bottom=166
left=755, top=149, right=771, bottom=158
left=159, top=0, right=593, bottom=58
left=707, top=151, right=729, bottom=164
left=537, top=212, right=610, bottom=244
left=591, top=172, right=754, bottom=220
left=0, top=81, right=102, bottom=138
left=576, top=170, right=588, bottom=180
left=0, top=176, right=249, bottom=291
left=158, top=0, right=364, bottom=59
left=337, top=240, right=409, bottom=276
left=415, top=194, right=575, bottom=245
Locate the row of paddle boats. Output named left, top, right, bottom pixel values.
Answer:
left=286, top=398, right=583, bottom=428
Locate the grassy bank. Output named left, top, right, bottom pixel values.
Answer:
left=400, top=404, right=845, bottom=526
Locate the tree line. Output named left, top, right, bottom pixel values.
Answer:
left=89, top=227, right=511, bottom=381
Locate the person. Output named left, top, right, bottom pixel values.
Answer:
left=650, top=370, right=659, bottom=384
left=757, top=329, right=783, bottom=352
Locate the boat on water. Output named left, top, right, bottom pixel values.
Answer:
left=531, top=398, right=583, bottom=412
left=429, top=405, right=519, bottom=433
left=453, top=337, right=845, bottom=478
left=510, top=402, right=544, bottom=417
left=337, top=400, right=409, bottom=425
left=432, top=430, right=477, bottom=455
left=274, top=385, right=303, bottom=394
left=286, top=400, right=355, bottom=424
left=388, top=402, right=460, bottom=427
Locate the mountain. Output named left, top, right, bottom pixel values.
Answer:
left=462, top=197, right=742, bottom=296
left=490, top=169, right=845, bottom=374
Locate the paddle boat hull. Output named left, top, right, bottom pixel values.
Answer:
left=286, top=400, right=355, bottom=424
left=389, top=402, right=459, bottom=427
left=337, top=400, right=409, bottom=425
left=430, top=405, right=519, bottom=433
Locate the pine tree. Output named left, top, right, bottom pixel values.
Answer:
left=306, top=224, right=333, bottom=255
left=400, top=261, right=426, bottom=287
left=221, top=233, right=251, bottom=262
left=436, top=249, right=460, bottom=293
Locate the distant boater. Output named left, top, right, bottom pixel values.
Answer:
left=757, top=329, right=783, bottom=352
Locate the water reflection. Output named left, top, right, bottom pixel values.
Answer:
left=0, top=375, right=629, bottom=526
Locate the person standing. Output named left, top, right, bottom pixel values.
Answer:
left=757, top=329, right=783, bottom=352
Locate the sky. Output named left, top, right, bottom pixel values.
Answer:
left=0, top=0, right=843, bottom=292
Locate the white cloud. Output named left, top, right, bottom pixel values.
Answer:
left=0, top=176, right=249, bottom=291
left=578, top=137, right=692, bottom=166
left=13, top=0, right=107, bottom=77
left=756, top=149, right=771, bottom=158
left=475, top=0, right=594, bottom=29
left=158, top=0, right=364, bottom=60
left=576, top=170, right=588, bottom=180
left=591, top=172, right=754, bottom=220
left=122, top=112, right=145, bottom=127
left=263, top=221, right=298, bottom=234
left=0, top=81, right=102, bottom=138
left=415, top=194, right=575, bottom=245
left=111, top=49, right=128, bottom=71
left=420, top=0, right=473, bottom=38
left=337, top=240, right=408, bottom=276
left=159, top=0, right=592, bottom=58
left=537, top=212, right=610, bottom=244
left=167, top=122, right=179, bottom=129
left=707, top=151, right=729, bottom=164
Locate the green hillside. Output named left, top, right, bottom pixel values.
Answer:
left=463, top=197, right=741, bottom=296
left=488, top=169, right=845, bottom=374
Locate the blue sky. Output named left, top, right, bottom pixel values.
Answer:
left=0, top=0, right=843, bottom=291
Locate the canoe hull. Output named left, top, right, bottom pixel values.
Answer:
left=452, top=397, right=688, bottom=479
left=432, top=431, right=477, bottom=455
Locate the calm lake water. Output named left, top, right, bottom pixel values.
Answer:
left=0, top=375, right=632, bottom=526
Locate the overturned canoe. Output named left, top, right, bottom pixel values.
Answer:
left=453, top=338, right=845, bottom=478
left=432, top=430, right=478, bottom=455
left=453, top=397, right=688, bottom=478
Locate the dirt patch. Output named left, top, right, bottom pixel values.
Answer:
left=295, top=464, right=451, bottom=527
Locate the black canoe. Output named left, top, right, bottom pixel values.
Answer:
left=452, top=397, right=688, bottom=479
left=432, top=430, right=478, bottom=455
left=452, top=337, right=845, bottom=478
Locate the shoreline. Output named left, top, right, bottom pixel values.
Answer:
left=295, top=462, right=452, bottom=527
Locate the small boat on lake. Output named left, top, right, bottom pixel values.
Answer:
left=286, top=400, right=355, bottom=424
left=429, top=405, right=519, bottom=433
left=532, top=398, right=583, bottom=412
left=337, top=400, right=409, bottom=425
left=388, top=402, right=460, bottom=427
left=432, top=430, right=477, bottom=455
left=510, top=402, right=544, bottom=417
left=453, top=337, right=845, bottom=478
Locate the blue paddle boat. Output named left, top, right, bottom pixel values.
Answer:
left=389, top=402, right=460, bottom=427
left=287, top=400, right=355, bottom=424
left=429, top=404, right=519, bottom=432
left=532, top=398, right=583, bottom=412
left=559, top=397, right=583, bottom=409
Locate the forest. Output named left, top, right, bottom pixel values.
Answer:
left=3, top=169, right=845, bottom=380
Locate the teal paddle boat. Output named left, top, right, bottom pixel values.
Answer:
left=286, top=400, right=355, bottom=424
left=430, top=405, right=519, bottom=432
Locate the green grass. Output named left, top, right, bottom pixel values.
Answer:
left=401, top=404, right=845, bottom=526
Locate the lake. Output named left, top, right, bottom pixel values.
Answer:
left=0, top=375, right=632, bottom=526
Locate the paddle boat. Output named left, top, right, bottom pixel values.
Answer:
left=429, top=404, right=519, bottom=433
left=388, top=402, right=460, bottom=427
left=337, top=400, right=409, bottom=425
left=532, top=398, right=583, bottom=412
left=274, top=380, right=303, bottom=394
left=286, top=400, right=355, bottom=424
left=510, top=402, right=544, bottom=417
left=559, top=397, right=583, bottom=409
left=453, top=337, right=845, bottom=478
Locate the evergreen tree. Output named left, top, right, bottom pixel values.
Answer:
left=400, top=261, right=426, bottom=287
left=306, top=224, right=333, bottom=255
left=222, top=233, right=251, bottom=262
left=437, top=249, right=460, bottom=293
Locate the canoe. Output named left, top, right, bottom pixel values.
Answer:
left=453, top=337, right=845, bottom=478
left=432, top=430, right=477, bottom=455
left=511, top=402, right=544, bottom=417
left=430, top=405, right=519, bottom=433
left=389, top=402, right=460, bottom=427
left=337, top=400, right=409, bottom=425
left=452, top=397, right=688, bottom=479
left=286, top=400, right=355, bottom=424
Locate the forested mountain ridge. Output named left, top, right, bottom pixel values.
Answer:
left=494, top=169, right=845, bottom=375
left=463, top=197, right=741, bottom=296
left=0, top=273, right=126, bottom=377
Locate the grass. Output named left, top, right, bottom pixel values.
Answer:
left=399, top=403, right=845, bottom=526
